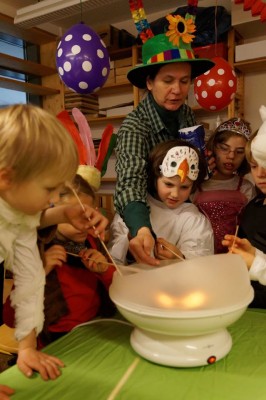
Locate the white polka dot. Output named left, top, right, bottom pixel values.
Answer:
left=93, top=87, right=101, bottom=93
left=215, top=91, right=223, bottom=99
left=57, top=48, right=63, bottom=57
left=195, top=93, right=199, bottom=100
left=202, top=91, right=208, bottom=98
left=58, top=67, right=64, bottom=75
left=210, top=105, right=217, bottom=110
left=83, top=34, right=92, bottom=41
left=228, top=80, right=235, bottom=87
left=65, top=34, right=73, bottom=41
left=196, top=80, right=202, bottom=87
left=217, top=68, right=225, bottom=75
left=79, top=82, right=88, bottom=89
left=204, top=70, right=210, bottom=76
left=57, top=41, right=61, bottom=49
left=230, top=93, right=236, bottom=100
left=82, top=61, right=92, bottom=72
left=102, top=67, right=108, bottom=77
left=63, top=61, right=71, bottom=72
left=232, top=70, right=236, bottom=77
left=207, top=79, right=215, bottom=86
left=72, top=45, right=81, bottom=55
left=100, top=39, right=106, bottom=48
left=97, top=49, right=104, bottom=58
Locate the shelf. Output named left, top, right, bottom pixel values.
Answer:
left=0, top=76, right=60, bottom=96
left=87, top=115, right=126, bottom=124
left=234, top=58, right=266, bottom=74
left=0, top=53, right=57, bottom=77
left=98, top=81, right=132, bottom=95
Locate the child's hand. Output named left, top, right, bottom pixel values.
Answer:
left=155, top=238, right=184, bottom=260
left=222, top=235, right=256, bottom=268
left=44, top=245, right=66, bottom=275
left=17, top=347, right=64, bottom=381
left=0, top=385, right=15, bottom=400
left=79, top=248, right=109, bottom=273
left=63, top=204, right=109, bottom=240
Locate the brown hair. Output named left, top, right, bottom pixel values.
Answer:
left=147, top=139, right=207, bottom=197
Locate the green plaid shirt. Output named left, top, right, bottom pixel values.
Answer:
left=114, top=92, right=196, bottom=237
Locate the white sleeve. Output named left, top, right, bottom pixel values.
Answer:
left=249, top=248, right=266, bottom=285
left=10, top=228, right=45, bottom=341
left=178, top=212, right=214, bottom=259
left=107, top=213, right=130, bottom=265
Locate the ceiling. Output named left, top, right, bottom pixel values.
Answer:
left=1, top=0, right=232, bottom=35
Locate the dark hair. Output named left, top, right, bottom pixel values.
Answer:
left=147, top=139, right=207, bottom=197
left=206, top=130, right=250, bottom=176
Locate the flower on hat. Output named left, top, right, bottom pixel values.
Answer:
left=166, top=14, right=196, bottom=47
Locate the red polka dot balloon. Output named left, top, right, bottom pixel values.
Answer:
left=194, top=57, right=237, bottom=112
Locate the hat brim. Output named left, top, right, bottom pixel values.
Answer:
left=127, top=58, right=215, bottom=89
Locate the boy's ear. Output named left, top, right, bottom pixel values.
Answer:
left=0, top=168, right=14, bottom=190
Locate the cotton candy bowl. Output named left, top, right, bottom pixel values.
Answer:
left=109, top=254, right=254, bottom=367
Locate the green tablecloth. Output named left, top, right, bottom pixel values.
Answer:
left=1, top=309, right=266, bottom=400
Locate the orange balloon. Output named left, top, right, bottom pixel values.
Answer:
left=194, top=57, right=237, bottom=112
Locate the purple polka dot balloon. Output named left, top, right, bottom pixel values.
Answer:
left=56, top=23, right=110, bottom=94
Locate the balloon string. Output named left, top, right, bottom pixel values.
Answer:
left=214, top=0, right=218, bottom=56
left=80, top=0, right=83, bottom=22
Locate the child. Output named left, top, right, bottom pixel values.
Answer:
left=192, top=118, right=255, bottom=254
left=108, top=140, right=214, bottom=265
left=39, top=174, right=115, bottom=346
left=0, top=104, right=108, bottom=382
left=222, top=107, right=266, bottom=306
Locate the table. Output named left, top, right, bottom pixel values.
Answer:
left=1, top=309, right=266, bottom=400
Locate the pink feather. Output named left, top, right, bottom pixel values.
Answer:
left=72, top=107, right=96, bottom=166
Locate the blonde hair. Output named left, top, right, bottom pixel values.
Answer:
left=0, top=104, right=78, bottom=182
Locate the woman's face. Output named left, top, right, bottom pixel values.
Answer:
left=214, top=135, right=247, bottom=179
left=146, top=62, right=192, bottom=111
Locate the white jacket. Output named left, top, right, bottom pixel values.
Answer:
left=249, top=248, right=266, bottom=285
left=0, top=198, right=45, bottom=341
left=108, top=194, right=214, bottom=265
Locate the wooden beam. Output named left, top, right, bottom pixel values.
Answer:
left=0, top=13, right=58, bottom=45
left=0, top=53, right=57, bottom=77
left=0, top=77, right=60, bottom=96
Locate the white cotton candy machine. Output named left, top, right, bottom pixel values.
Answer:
left=109, top=254, right=254, bottom=367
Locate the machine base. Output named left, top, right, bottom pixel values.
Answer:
left=130, top=327, right=232, bottom=367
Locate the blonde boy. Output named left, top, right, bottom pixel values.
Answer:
left=0, top=104, right=107, bottom=381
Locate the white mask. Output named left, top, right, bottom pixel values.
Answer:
left=160, top=146, right=199, bottom=183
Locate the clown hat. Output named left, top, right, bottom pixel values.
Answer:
left=127, top=9, right=215, bottom=89
left=251, top=105, right=266, bottom=169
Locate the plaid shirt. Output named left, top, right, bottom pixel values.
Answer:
left=114, top=92, right=196, bottom=236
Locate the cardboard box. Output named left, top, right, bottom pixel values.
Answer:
left=114, top=57, right=132, bottom=68
left=193, top=42, right=228, bottom=60
left=235, top=40, right=266, bottom=62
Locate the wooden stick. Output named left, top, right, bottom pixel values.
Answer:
left=160, top=243, right=185, bottom=261
left=65, top=182, right=122, bottom=276
left=66, top=251, right=115, bottom=266
left=230, top=224, right=239, bottom=253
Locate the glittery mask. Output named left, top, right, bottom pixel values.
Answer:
left=160, top=146, right=199, bottom=183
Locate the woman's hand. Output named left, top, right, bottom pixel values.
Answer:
left=155, top=237, right=184, bottom=260
left=222, top=235, right=256, bottom=269
left=44, top=245, right=66, bottom=275
left=0, top=385, right=15, bottom=400
left=17, top=331, right=64, bottom=381
left=129, top=227, right=159, bottom=266
left=80, top=248, right=109, bottom=273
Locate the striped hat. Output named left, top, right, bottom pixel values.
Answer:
left=127, top=12, right=215, bottom=89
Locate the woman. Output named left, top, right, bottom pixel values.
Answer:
left=114, top=12, right=215, bottom=265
